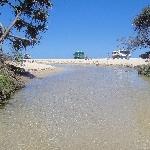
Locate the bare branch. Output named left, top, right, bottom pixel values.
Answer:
left=0, top=22, right=4, bottom=32
left=0, top=22, right=3, bottom=27
left=17, top=0, right=23, bottom=5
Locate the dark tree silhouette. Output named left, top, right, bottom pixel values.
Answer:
left=118, top=6, right=150, bottom=51
left=0, top=0, right=52, bottom=53
left=133, top=6, right=150, bottom=48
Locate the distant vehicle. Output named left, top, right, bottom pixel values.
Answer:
left=73, top=51, right=85, bottom=59
left=112, top=50, right=131, bottom=59
left=139, top=51, right=150, bottom=59
left=24, top=54, right=31, bottom=59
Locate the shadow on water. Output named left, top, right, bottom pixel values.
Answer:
left=0, top=101, right=8, bottom=109
left=20, top=71, right=35, bottom=79
left=140, top=75, right=150, bottom=83
left=0, top=89, right=22, bottom=110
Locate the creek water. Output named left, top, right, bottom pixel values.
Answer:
left=0, top=65, right=150, bottom=150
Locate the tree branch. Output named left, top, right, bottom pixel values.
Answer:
left=0, top=11, right=21, bottom=43
left=9, top=34, right=31, bottom=42
left=17, top=0, right=23, bottom=5
left=7, top=2, right=17, bottom=11
left=0, top=22, right=4, bottom=28
left=0, top=22, right=4, bottom=33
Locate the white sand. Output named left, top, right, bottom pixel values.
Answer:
left=29, top=58, right=150, bottom=67
left=6, top=58, right=150, bottom=78
left=7, top=58, right=150, bottom=77
left=8, top=60, right=57, bottom=78
left=21, top=60, right=55, bottom=71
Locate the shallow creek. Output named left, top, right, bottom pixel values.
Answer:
left=0, top=65, right=150, bottom=150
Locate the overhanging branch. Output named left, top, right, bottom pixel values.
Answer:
left=0, top=11, right=21, bottom=43
left=0, top=22, right=4, bottom=29
left=17, top=0, right=23, bottom=5
left=9, top=34, right=31, bottom=42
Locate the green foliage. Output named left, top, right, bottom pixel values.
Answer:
left=8, top=64, right=26, bottom=75
left=119, top=6, right=150, bottom=51
left=13, top=51, right=23, bottom=62
left=137, top=64, right=150, bottom=77
left=0, top=74, right=15, bottom=101
left=0, top=64, right=26, bottom=102
left=134, top=6, right=150, bottom=32
left=0, top=75, right=14, bottom=91
left=0, top=50, right=12, bottom=64
left=0, top=0, right=52, bottom=52
left=133, top=6, right=150, bottom=48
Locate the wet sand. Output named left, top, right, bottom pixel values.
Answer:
left=29, top=67, right=63, bottom=79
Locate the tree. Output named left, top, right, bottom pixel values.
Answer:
left=119, top=6, right=150, bottom=51
left=117, top=36, right=144, bottom=51
left=133, top=6, right=150, bottom=48
left=0, top=0, right=52, bottom=55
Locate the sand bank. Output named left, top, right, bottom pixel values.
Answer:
left=27, top=58, right=150, bottom=67
left=30, top=67, right=63, bottom=78
left=9, top=60, right=57, bottom=78
left=8, top=58, right=150, bottom=78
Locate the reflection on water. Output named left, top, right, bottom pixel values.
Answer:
left=0, top=66, right=150, bottom=150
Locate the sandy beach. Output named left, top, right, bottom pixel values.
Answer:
left=8, top=58, right=150, bottom=78
left=9, top=60, right=57, bottom=78
left=26, top=58, right=150, bottom=67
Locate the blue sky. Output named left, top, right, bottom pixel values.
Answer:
left=1, top=0, right=150, bottom=58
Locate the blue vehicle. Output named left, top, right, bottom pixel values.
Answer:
left=73, top=51, right=85, bottom=59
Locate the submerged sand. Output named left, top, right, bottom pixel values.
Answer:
left=1, top=66, right=150, bottom=149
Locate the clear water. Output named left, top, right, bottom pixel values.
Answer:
left=0, top=66, right=150, bottom=150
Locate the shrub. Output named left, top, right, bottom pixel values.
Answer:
left=136, top=64, right=150, bottom=77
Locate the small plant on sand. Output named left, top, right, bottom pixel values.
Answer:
left=136, top=65, right=150, bottom=77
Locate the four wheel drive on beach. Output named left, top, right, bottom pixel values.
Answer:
left=112, top=50, right=131, bottom=59
left=139, top=51, right=150, bottom=59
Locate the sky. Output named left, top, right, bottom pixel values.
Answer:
left=1, top=0, right=150, bottom=58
